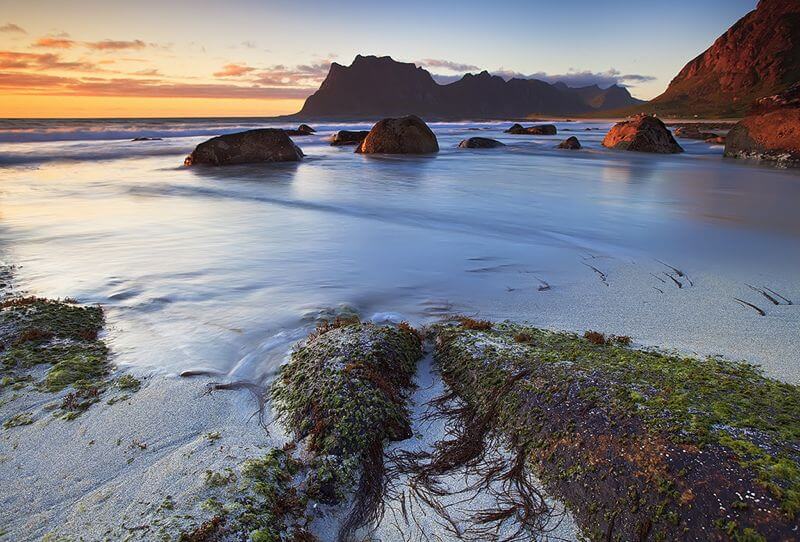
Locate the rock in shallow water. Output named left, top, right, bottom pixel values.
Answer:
left=602, top=114, right=683, bottom=154
left=458, top=137, right=505, bottom=149
left=505, top=123, right=557, bottom=135
left=330, top=130, right=370, bottom=146
left=356, top=115, right=439, bottom=154
left=557, top=136, right=581, bottom=149
left=184, top=129, right=303, bottom=166
left=724, top=84, right=800, bottom=166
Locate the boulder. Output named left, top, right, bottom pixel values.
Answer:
left=330, top=130, right=370, bottom=146
left=602, top=114, right=683, bottom=154
left=356, top=115, right=439, bottom=154
left=673, top=126, right=718, bottom=140
left=132, top=137, right=162, bottom=141
left=724, top=86, right=800, bottom=165
left=505, top=123, right=557, bottom=135
left=557, top=136, right=581, bottom=150
left=184, top=129, right=304, bottom=166
left=285, top=124, right=316, bottom=136
left=458, top=137, right=505, bottom=149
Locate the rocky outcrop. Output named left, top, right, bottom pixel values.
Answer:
left=673, top=126, right=718, bottom=140
left=724, top=85, right=800, bottom=166
left=356, top=115, right=439, bottom=154
left=184, top=129, right=304, bottom=166
left=330, top=130, right=370, bottom=146
left=647, top=0, right=800, bottom=117
left=293, top=55, right=643, bottom=120
left=557, top=136, right=581, bottom=150
left=457, top=137, right=505, bottom=149
left=602, top=115, right=683, bottom=154
left=505, top=123, right=557, bottom=135
left=284, top=124, right=316, bottom=136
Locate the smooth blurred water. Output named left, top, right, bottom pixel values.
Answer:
left=1, top=119, right=799, bottom=382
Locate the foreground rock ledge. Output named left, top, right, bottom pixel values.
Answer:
left=602, top=114, right=684, bottom=154
left=433, top=321, right=800, bottom=541
left=724, top=84, right=800, bottom=167
left=184, top=129, right=304, bottom=166
left=198, top=320, right=423, bottom=541
left=356, top=115, right=439, bottom=154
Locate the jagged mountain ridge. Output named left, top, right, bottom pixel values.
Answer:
left=293, top=55, right=643, bottom=120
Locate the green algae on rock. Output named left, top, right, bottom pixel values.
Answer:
left=433, top=322, right=800, bottom=541
left=272, top=320, right=423, bottom=538
left=0, top=295, right=136, bottom=423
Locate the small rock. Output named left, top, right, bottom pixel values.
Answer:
left=330, top=130, right=370, bottom=146
left=458, top=137, right=505, bottom=149
left=557, top=136, right=581, bottom=150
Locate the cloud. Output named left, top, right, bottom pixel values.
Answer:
left=0, top=23, right=26, bottom=34
left=0, top=51, right=96, bottom=71
left=0, top=71, right=312, bottom=99
left=33, top=37, right=76, bottom=49
left=492, top=67, right=656, bottom=88
left=417, top=58, right=480, bottom=73
left=251, top=61, right=331, bottom=86
left=214, top=63, right=256, bottom=77
left=86, top=39, right=147, bottom=51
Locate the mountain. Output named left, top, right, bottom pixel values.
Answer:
left=293, top=55, right=643, bottom=120
left=645, top=0, right=800, bottom=117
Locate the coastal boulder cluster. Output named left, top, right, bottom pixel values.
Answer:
left=183, top=109, right=800, bottom=168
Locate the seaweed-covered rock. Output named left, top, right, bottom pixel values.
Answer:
left=505, top=123, right=557, bottom=135
left=270, top=319, right=422, bottom=538
left=0, top=296, right=121, bottom=421
left=556, top=136, right=581, bottom=149
left=432, top=322, right=800, bottom=541
left=330, top=130, right=370, bottom=146
left=602, top=114, right=684, bottom=153
left=356, top=115, right=439, bottom=154
left=184, top=129, right=304, bottom=166
left=457, top=137, right=505, bottom=149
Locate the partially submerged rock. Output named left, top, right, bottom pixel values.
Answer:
left=457, top=137, right=505, bottom=149
left=356, top=115, right=439, bottom=154
left=556, top=136, right=581, bottom=149
left=285, top=124, right=316, bottom=136
left=505, top=123, right=557, bottom=135
left=724, top=85, right=800, bottom=166
left=184, top=129, right=304, bottom=166
left=0, top=295, right=135, bottom=422
left=267, top=319, right=422, bottom=538
left=330, top=130, right=370, bottom=146
left=673, top=126, right=718, bottom=140
left=432, top=322, right=800, bottom=541
left=602, top=114, right=683, bottom=153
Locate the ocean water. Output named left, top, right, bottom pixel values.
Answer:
left=0, top=118, right=798, bottom=383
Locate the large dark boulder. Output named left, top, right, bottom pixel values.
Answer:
left=557, top=136, right=581, bottom=150
left=505, top=123, right=557, bottom=135
left=356, top=115, right=439, bottom=154
left=602, top=115, right=683, bottom=154
left=458, top=137, right=505, bottom=149
left=330, top=130, right=370, bottom=146
left=184, top=129, right=304, bottom=166
left=724, top=85, right=800, bottom=166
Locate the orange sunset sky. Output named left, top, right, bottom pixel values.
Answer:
left=0, top=0, right=755, bottom=118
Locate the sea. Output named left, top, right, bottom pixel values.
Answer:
left=0, top=117, right=798, bottom=383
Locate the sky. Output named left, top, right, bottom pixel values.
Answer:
left=0, top=0, right=757, bottom=118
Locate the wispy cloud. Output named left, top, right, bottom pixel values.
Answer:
left=0, top=51, right=96, bottom=71
left=33, top=37, right=76, bottom=49
left=0, top=71, right=311, bottom=99
left=493, top=67, right=656, bottom=88
left=0, top=23, right=26, bottom=34
left=86, top=39, right=147, bottom=51
left=417, top=58, right=480, bottom=73
left=214, top=63, right=256, bottom=77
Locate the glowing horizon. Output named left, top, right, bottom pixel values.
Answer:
left=0, top=0, right=757, bottom=118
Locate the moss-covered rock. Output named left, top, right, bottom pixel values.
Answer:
left=433, top=322, right=800, bottom=541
